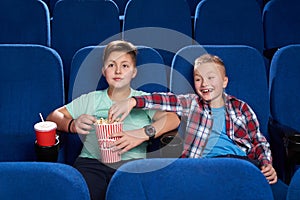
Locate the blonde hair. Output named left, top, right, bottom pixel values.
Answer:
left=194, top=53, right=226, bottom=76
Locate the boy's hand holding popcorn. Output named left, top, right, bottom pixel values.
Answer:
left=71, top=114, right=97, bottom=134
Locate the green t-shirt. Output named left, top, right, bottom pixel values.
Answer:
left=65, top=88, right=156, bottom=160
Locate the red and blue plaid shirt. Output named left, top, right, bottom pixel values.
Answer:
left=134, top=92, right=272, bottom=166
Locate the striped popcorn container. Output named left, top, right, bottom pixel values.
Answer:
left=95, top=122, right=123, bottom=163
left=95, top=122, right=123, bottom=140
left=98, top=139, right=121, bottom=163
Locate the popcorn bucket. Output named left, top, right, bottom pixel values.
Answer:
left=98, top=139, right=121, bottom=163
left=95, top=122, right=123, bottom=140
left=95, top=122, right=123, bottom=163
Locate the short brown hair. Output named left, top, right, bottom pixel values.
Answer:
left=103, top=40, right=138, bottom=65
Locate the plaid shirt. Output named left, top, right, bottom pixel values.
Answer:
left=134, top=92, right=272, bottom=166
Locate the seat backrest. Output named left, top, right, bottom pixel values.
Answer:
left=287, top=168, right=300, bottom=200
left=0, top=44, right=64, bottom=161
left=0, top=0, right=50, bottom=46
left=263, top=0, right=300, bottom=59
left=268, top=45, right=300, bottom=183
left=106, top=158, right=274, bottom=200
left=0, top=162, right=90, bottom=200
left=187, top=0, right=264, bottom=16
left=194, top=0, right=264, bottom=53
left=170, top=45, right=270, bottom=139
left=123, top=0, right=193, bottom=66
left=269, top=44, right=300, bottom=132
left=51, top=0, right=120, bottom=95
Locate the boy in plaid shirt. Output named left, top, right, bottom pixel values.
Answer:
left=109, top=53, right=280, bottom=185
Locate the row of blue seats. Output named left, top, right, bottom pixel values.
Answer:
left=0, top=159, right=299, bottom=200
left=42, top=0, right=269, bottom=16
left=2, top=0, right=298, bottom=53
left=1, top=0, right=299, bottom=90
left=0, top=43, right=299, bottom=184
left=107, top=158, right=300, bottom=200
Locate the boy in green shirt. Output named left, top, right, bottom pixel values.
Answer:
left=47, top=40, right=179, bottom=200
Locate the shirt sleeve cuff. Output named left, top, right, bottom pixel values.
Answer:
left=132, top=96, right=146, bottom=108
left=260, top=158, right=272, bottom=167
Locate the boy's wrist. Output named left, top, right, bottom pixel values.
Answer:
left=68, top=118, right=76, bottom=133
left=68, top=119, right=74, bottom=133
left=130, top=97, right=137, bottom=108
left=131, top=96, right=145, bottom=108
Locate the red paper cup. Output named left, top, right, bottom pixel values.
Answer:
left=34, top=121, right=57, bottom=146
left=99, top=139, right=121, bottom=163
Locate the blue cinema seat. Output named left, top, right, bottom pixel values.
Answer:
left=106, top=158, right=274, bottom=200
left=0, top=162, right=90, bottom=200
left=65, top=45, right=167, bottom=165
left=122, top=0, right=193, bottom=67
left=268, top=44, right=300, bottom=183
left=187, top=0, right=265, bottom=16
left=51, top=0, right=120, bottom=97
left=0, top=44, right=64, bottom=162
left=263, top=0, right=300, bottom=59
left=0, top=0, right=50, bottom=46
left=170, top=45, right=269, bottom=140
left=287, top=168, right=300, bottom=200
left=194, top=0, right=264, bottom=54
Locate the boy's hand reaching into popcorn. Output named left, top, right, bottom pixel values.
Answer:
left=108, top=98, right=136, bottom=122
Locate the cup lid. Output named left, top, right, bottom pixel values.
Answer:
left=34, top=121, right=57, bottom=131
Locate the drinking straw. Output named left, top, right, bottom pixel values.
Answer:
left=39, top=113, right=45, bottom=122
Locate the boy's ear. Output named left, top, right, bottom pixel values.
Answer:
left=132, top=67, right=137, bottom=78
left=102, top=67, right=106, bottom=77
left=223, top=76, right=229, bottom=88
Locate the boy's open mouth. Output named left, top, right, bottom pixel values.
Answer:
left=201, top=88, right=213, bottom=93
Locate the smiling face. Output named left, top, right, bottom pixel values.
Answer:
left=194, top=54, right=228, bottom=108
left=102, top=50, right=137, bottom=91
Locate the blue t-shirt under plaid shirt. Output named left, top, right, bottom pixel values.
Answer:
left=133, top=92, right=272, bottom=166
left=201, top=106, right=246, bottom=158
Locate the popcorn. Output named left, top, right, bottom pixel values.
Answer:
left=95, top=117, right=120, bottom=124
left=95, top=118, right=110, bottom=124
